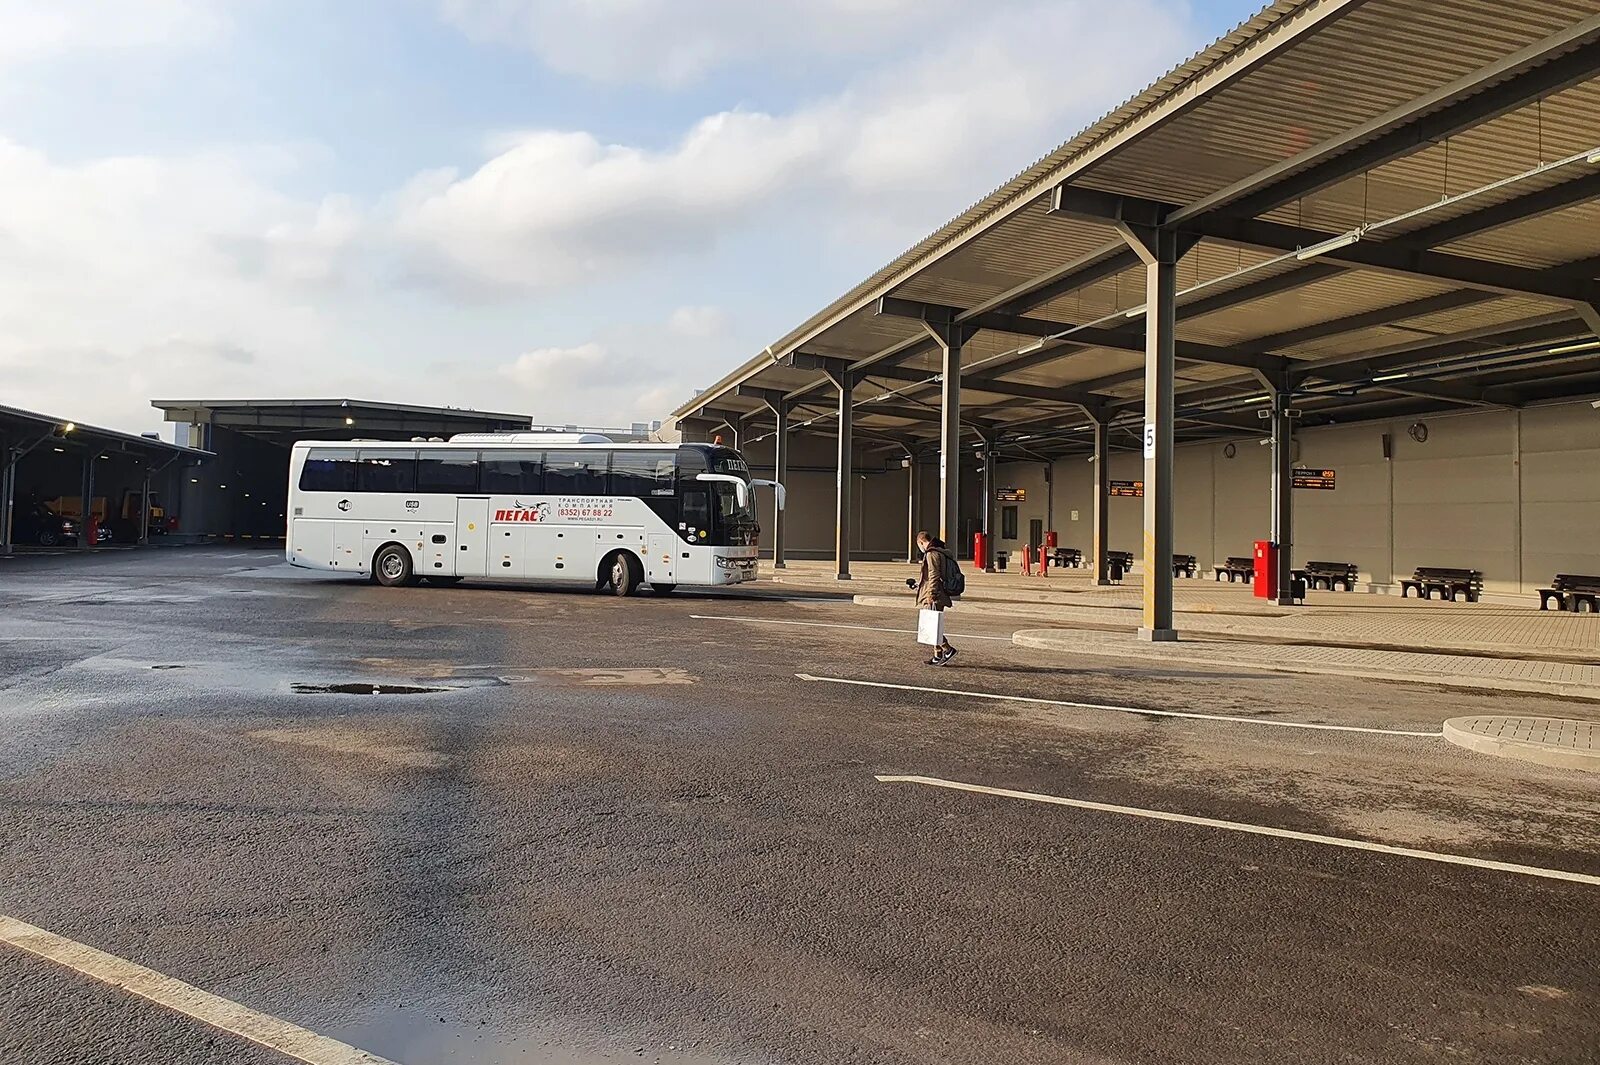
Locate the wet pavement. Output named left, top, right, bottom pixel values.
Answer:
left=2, top=546, right=1597, bottom=1065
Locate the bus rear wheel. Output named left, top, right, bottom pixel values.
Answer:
left=608, top=552, right=642, bottom=597
left=373, top=544, right=415, bottom=587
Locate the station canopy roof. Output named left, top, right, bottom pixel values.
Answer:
left=152, top=398, right=533, bottom=446
left=676, top=0, right=1600, bottom=457
left=2, top=402, right=212, bottom=463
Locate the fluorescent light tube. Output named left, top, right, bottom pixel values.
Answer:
left=1017, top=340, right=1045, bottom=354
left=1295, top=229, right=1361, bottom=260
left=1548, top=340, right=1600, bottom=355
left=1372, top=371, right=1411, bottom=382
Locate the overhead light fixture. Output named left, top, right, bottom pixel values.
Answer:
left=1372, top=371, right=1411, bottom=382
left=52, top=447, right=65, bottom=453
left=1017, top=340, right=1045, bottom=354
left=345, top=416, right=355, bottom=426
left=1295, top=228, right=1362, bottom=261
left=1243, top=395, right=1273, bottom=404
left=1588, top=147, right=1600, bottom=165
left=1592, top=399, right=1600, bottom=409
left=1548, top=340, right=1600, bottom=355
left=1123, top=305, right=1147, bottom=319
left=62, top=422, right=75, bottom=433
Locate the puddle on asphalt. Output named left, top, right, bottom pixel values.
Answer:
left=330, top=1009, right=733, bottom=1065
left=498, top=667, right=697, bottom=687
left=291, top=682, right=447, bottom=695
left=250, top=727, right=450, bottom=768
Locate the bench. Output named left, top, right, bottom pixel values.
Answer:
left=1214, top=556, right=1254, bottom=582
left=1052, top=546, right=1083, bottom=569
left=1538, top=574, right=1600, bottom=613
left=1105, top=550, right=1134, bottom=582
left=1292, top=560, right=1358, bottom=592
left=1400, top=567, right=1482, bottom=603
left=1173, top=554, right=1197, bottom=578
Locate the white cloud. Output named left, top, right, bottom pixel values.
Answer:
left=402, top=0, right=1190, bottom=293
left=438, top=0, right=971, bottom=88
left=0, top=0, right=228, bottom=65
left=667, top=305, right=730, bottom=339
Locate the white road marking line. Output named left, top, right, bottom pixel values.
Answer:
left=799, top=674, right=1442, bottom=737
left=0, top=914, right=402, bottom=1065
left=876, top=775, right=1600, bottom=887
left=690, top=614, right=1014, bottom=641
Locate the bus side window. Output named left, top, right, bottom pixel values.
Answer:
left=417, top=450, right=480, bottom=493
left=545, top=450, right=606, bottom=494
left=481, top=451, right=543, bottom=494
left=300, top=449, right=358, bottom=492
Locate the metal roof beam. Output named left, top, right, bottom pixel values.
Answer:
left=1168, top=21, right=1600, bottom=223
left=1191, top=215, right=1600, bottom=303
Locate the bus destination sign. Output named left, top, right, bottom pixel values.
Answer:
left=1292, top=468, right=1337, bottom=490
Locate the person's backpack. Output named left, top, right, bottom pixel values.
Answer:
left=942, top=550, right=965, bottom=598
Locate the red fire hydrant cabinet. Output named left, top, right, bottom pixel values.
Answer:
left=1252, top=539, right=1277, bottom=599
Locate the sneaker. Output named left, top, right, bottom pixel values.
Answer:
left=936, top=646, right=958, bottom=666
left=925, top=655, right=944, bottom=666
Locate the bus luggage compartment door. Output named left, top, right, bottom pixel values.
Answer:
left=646, top=533, right=675, bottom=584
left=455, top=498, right=490, bottom=577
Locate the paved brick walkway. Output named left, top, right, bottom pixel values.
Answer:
left=1442, top=716, right=1600, bottom=771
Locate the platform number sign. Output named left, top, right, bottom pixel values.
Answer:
left=1143, top=423, right=1155, bottom=458
left=1292, top=468, right=1337, bottom=490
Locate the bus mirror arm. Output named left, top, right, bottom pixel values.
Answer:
left=750, top=479, right=785, bottom=510
left=695, top=472, right=749, bottom=510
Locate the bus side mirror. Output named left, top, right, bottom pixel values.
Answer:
left=751, top=479, right=785, bottom=510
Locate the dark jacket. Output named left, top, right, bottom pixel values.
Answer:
left=917, top=546, right=953, bottom=611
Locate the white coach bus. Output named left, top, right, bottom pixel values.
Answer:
left=285, top=434, right=780, bottom=595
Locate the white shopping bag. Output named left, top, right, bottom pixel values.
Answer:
left=917, top=607, right=944, bottom=646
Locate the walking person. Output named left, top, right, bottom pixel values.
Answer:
left=913, top=531, right=962, bottom=666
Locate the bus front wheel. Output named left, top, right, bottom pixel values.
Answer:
left=373, top=544, right=415, bottom=587
left=607, top=552, right=642, bottom=597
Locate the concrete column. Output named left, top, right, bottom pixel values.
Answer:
left=1118, top=224, right=1180, bottom=641
left=831, top=372, right=853, bottom=581
left=78, top=451, right=95, bottom=549
left=1270, top=394, right=1297, bottom=605
left=1090, top=415, right=1111, bottom=586
left=771, top=404, right=789, bottom=569
left=938, top=335, right=962, bottom=546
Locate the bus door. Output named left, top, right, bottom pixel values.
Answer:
left=646, top=532, right=676, bottom=585
left=455, top=497, right=490, bottom=577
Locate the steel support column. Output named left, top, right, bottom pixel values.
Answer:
left=1270, top=394, right=1299, bottom=606
left=1117, top=224, right=1184, bottom=640
left=980, top=434, right=996, bottom=572
left=906, top=451, right=919, bottom=564
left=1089, top=412, right=1112, bottom=586
left=826, top=369, right=853, bottom=580
left=78, top=451, right=95, bottom=550
left=0, top=443, right=15, bottom=556
left=771, top=402, right=789, bottom=569
left=918, top=322, right=974, bottom=547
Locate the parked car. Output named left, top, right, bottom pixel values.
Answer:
left=13, top=503, right=79, bottom=547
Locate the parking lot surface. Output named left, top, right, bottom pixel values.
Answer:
left=2, top=546, right=1597, bottom=1065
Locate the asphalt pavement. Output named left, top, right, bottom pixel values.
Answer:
left=2, top=546, right=1596, bottom=1065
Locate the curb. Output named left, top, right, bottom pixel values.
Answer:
left=1012, top=629, right=1600, bottom=703
left=1442, top=717, right=1600, bottom=773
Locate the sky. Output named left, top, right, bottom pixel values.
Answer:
left=0, top=0, right=1265, bottom=436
